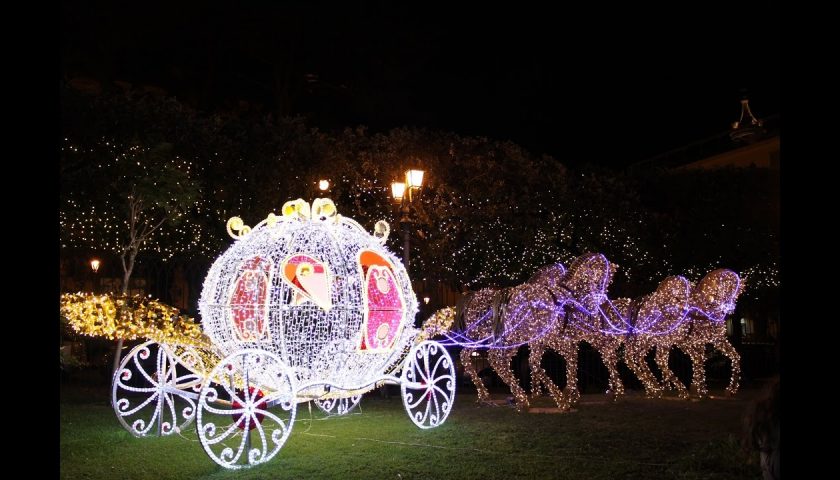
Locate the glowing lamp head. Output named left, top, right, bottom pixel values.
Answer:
left=391, top=182, right=406, bottom=202
left=406, top=169, right=424, bottom=189
left=318, top=179, right=330, bottom=191
left=90, top=259, right=101, bottom=273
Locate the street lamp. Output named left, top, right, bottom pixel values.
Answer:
left=390, top=182, right=406, bottom=203
left=405, top=170, right=424, bottom=197
left=390, top=169, right=424, bottom=270
left=90, top=258, right=101, bottom=294
left=318, top=179, right=330, bottom=191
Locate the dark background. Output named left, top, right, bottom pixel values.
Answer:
left=60, top=0, right=779, bottom=168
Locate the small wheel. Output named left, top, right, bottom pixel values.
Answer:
left=111, top=340, right=200, bottom=437
left=315, top=394, right=362, bottom=416
left=401, top=340, right=456, bottom=429
left=196, top=349, right=296, bottom=469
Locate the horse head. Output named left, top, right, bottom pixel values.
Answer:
left=527, top=262, right=567, bottom=290
left=690, top=269, right=743, bottom=322
left=561, top=253, right=616, bottom=313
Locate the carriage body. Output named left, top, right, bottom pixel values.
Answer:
left=198, top=215, right=419, bottom=400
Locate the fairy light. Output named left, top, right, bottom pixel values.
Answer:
left=60, top=165, right=777, bottom=313
left=60, top=137, right=220, bottom=260
left=60, top=131, right=779, bottom=299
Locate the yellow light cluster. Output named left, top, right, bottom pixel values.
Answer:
left=60, top=293, right=210, bottom=348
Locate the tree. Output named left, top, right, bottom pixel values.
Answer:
left=62, top=140, right=200, bottom=374
left=61, top=83, right=205, bottom=374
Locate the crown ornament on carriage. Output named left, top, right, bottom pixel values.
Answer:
left=225, top=198, right=391, bottom=244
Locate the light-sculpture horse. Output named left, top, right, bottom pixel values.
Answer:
left=423, top=254, right=744, bottom=411
left=606, top=276, right=696, bottom=399
left=422, top=253, right=617, bottom=411
left=526, top=253, right=622, bottom=411
left=611, top=269, right=742, bottom=399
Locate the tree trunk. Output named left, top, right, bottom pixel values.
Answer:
left=111, top=247, right=137, bottom=377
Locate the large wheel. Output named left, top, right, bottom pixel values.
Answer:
left=111, top=341, right=202, bottom=437
left=315, top=394, right=362, bottom=416
left=401, top=340, right=456, bottom=429
left=196, top=349, right=296, bottom=469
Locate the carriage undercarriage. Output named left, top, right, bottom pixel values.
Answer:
left=112, top=336, right=456, bottom=469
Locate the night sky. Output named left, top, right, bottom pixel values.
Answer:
left=61, top=1, right=779, bottom=168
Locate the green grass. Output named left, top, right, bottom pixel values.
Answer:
left=61, top=384, right=762, bottom=479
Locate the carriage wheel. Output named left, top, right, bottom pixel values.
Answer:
left=111, top=340, right=201, bottom=437
left=315, top=394, right=362, bottom=416
left=401, top=340, right=456, bottom=429
left=196, top=349, right=296, bottom=469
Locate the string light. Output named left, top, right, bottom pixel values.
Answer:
left=60, top=137, right=779, bottom=298
left=60, top=138, right=220, bottom=261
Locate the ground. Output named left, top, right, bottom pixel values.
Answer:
left=60, top=380, right=764, bottom=479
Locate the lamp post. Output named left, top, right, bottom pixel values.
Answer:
left=390, top=169, right=424, bottom=271
left=382, top=170, right=423, bottom=400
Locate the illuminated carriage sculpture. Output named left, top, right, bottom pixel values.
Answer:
left=111, top=199, right=456, bottom=469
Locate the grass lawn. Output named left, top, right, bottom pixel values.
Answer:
left=60, top=383, right=762, bottom=479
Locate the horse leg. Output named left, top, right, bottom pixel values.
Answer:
left=655, top=344, right=689, bottom=399
left=528, top=339, right=566, bottom=408
left=686, top=343, right=709, bottom=399
left=627, top=340, right=662, bottom=398
left=600, top=342, right=625, bottom=401
left=713, top=336, right=741, bottom=396
left=460, top=348, right=490, bottom=403
left=488, top=348, right=530, bottom=412
left=553, top=340, right=580, bottom=407
left=624, top=341, right=645, bottom=390
left=527, top=341, right=545, bottom=397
